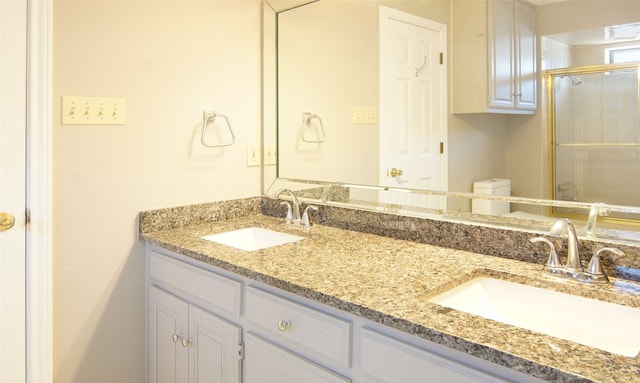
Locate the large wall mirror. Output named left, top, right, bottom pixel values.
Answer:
left=263, top=0, right=640, bottom=244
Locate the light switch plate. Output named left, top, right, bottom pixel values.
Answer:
left=352, top=107, right=378, bottom=124
left=61, top=96, right=126, bottom=125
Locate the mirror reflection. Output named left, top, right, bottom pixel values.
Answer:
left=265, top=0, right=640, bottom=242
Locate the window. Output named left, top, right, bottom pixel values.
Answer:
left=605, top=45, right=640, bottom=64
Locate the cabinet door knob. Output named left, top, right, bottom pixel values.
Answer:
left=172, top=334, right=180, bottom=343
left=277, top=320, right=292, bottom=331
left=181, top=337, right=193, bottom=348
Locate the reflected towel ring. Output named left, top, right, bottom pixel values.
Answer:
left=201, top=111, right=236, bottom=148
left=301, top=112, right=326, bottom=143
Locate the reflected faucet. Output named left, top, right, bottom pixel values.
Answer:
left=586, top=203, right=609, bottom=238
left=274, top=188, right=301, bottom=224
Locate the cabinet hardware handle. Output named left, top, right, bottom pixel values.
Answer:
left=172, top=334, right=180, bottom=343
left=181, top=337, right=193, bottom=348
left=277, top=320, right=292, bottom=331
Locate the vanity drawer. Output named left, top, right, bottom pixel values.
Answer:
left=148, top=251, right=242, bottom=316
left=245, top=286, right=352, bottom=368
left=361, top=328, right=511, bottom=383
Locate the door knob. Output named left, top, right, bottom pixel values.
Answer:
left=0, top=212, right=15, bottom=232
left=389, top=168, right=403, bottom=177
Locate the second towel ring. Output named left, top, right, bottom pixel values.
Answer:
left=201, top=111, right=236, bottom=148
left=301, top=112, right=326, bottom=143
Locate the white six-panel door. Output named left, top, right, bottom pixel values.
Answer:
left=379, top=7, right=447, bottom=210
left=0, top=1, right=27, bottom=382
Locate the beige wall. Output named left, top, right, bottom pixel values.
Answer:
left=52, top=1, right=261, bottom=382
left=50, top=1, right=640, bottom=381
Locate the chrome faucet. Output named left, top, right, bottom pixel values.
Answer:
left=275, top=188, right=301, bottom=224
left=549, top=218, right=582, bottom=273
left=274, top=188, right=319, bottom=229
left=530, top=218, right=625, bottom=284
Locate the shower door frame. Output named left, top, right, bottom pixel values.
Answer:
left=544, top=62, right=640, bottom=223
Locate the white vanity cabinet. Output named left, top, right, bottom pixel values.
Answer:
left=146, top=246, right=545, bottom=383
left=148, top=286, right=242, bottom=383
left=147, top=251, right=243, bottom=383
left=452, top=0, right=537, bottom=114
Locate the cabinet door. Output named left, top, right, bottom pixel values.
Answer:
left=149, top=286, right=189, bottom=383
left=514, top=0, right=537, bottom=110
left=188, top=305, right=242, bottom=383
left=244, top=333, right=350, bottom=383
left=488, top=0, right=516, bottom=110
left=361, top=329, right=511, bottom=383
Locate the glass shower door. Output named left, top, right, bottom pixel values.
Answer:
left=552, top=65, right=640, bottom=219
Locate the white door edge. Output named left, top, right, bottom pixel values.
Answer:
left=26, top=1, right=53, bottom=382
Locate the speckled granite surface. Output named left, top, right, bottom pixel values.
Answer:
left=140, top=198, right=640, bottom=383
left=261, top=197, right=640, bottom=279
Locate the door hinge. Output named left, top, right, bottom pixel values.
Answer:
left=237, top=343, right=245, bottom=360
left=440, top=52, right=444, bottom=65
left=440, top=142, right=444, bottom=154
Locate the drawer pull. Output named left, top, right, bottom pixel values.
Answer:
left=277, top=320, right=292, bottom=332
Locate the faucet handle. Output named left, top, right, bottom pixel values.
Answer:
left=587, top=247, right=624, bottom=282
left=530, top=236, right=561, bottom=271
left=280, top=201, right=293, bottom=224
left=302, top=205, right=319, bottom=229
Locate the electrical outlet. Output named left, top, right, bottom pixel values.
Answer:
left=352, top=107, right=378, bottom=124
left=247, top=145, right=260, bottom=167
left=61, top=96, right=126, bottom=125
left=264, top=145, right=276, bottom=165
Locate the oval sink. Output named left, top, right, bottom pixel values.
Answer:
left=429, top=277, right=640, bottom=357
left=201, top=227, right=305, bottom=251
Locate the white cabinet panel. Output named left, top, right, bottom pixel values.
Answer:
left=148, top=286, right=241, bottom=383
left=514, top=0, right=537, bottom=110
left=149, top=251, right=242, bottom=316
left=244, top=333, right=350, bottom=383
left=189, top=305, right=242, bottom=383
left=488, top=0, right=516, bottom=110
left=245, top=286, right=352, bottom=367
left=360, top=328, right=511, bottom=383
left=452, top=0, right=537, bottom=114
left=149, top=286, right=190, bottom=383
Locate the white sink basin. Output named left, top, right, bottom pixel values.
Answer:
left=429, top=277, right=640, bottom=357
left=202, top=227, right=305, bottom=251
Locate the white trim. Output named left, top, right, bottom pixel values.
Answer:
left=26, top=0, right=53, bottom=382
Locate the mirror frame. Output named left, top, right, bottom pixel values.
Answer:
left=261, top=0, right=640, bottom=245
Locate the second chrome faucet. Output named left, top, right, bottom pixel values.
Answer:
left=274, top=188, right=318, bottom=229
left=530, top=218, right=624, bottom=283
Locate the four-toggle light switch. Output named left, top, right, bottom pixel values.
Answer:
left=61, top=96, right=126, bottom=125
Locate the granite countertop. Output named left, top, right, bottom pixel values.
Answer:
left=141, top=214, right=640, bottom=383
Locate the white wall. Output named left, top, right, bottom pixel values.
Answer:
left=52, top=1, right=262, bottom=382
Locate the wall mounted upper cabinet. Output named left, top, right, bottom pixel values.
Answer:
left=452, top=0, right=537, bottom=114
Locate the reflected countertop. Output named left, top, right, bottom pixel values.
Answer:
left=141, top=213, right=640, bottom=383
